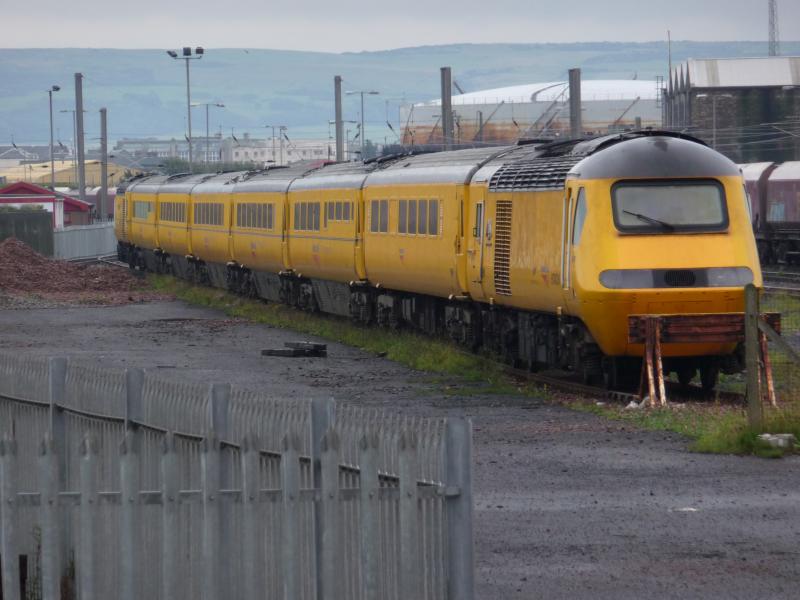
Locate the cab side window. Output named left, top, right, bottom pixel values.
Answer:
left=572, top=188, right=587, bottom=245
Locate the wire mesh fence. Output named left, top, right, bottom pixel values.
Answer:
left=761, top=289, right=800, bottom=408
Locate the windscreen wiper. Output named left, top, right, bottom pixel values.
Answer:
left=622, top=209, right=675, bottom=231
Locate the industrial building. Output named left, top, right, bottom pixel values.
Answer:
left=0, top=160, right=139, bottom=188
left=663, top=56, right=800, bottom=163
left=114, top=134, right=340, bottom=166
left=400, top=79, right=662, bottom=146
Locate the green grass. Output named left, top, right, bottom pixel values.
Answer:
left=149, top=274, right=800, bottom=457
left=149, top=274, right=514, bottom=392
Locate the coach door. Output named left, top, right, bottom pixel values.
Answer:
left=467, top=190, right=489, bottom=301
left=561, top=184, right=586, bottom=306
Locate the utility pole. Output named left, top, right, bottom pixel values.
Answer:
left=569, top=68, right=582, bottom=139
left=334, top=76, right=344, bottom=162
left=768, top=0, right=780, bottom=57
left=100, top=107, right=108, bottom=220
left=440, top=66, right=453, bottom=150
left=74, top=73, right=86, bottom=202
left=346, top=90, right=379, bottom=161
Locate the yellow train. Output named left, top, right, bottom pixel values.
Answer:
left=116, top=131, right=761, bottom=389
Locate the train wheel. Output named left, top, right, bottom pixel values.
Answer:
left=700, top=364, right=719, bottom=392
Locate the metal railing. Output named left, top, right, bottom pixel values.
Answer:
left=0, top=353, right=474, bottom=600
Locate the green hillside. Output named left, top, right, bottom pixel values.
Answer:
left=2, top=41, right=797, bottom=146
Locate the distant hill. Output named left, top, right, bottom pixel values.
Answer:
left=2, top=42, right=798, bottom=146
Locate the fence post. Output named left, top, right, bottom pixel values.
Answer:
left=124, top=368, right=144, bottom=429
left=281, top=433, right=302, bottom=600
left=48, top=358, right=67, bottom=485
left=161, top=433, right=179, bottom=600
left=79, top=436, right=98, bottom=600
left=38, top=436, right=61, bottom=600
left=311, top=397, right=335, bottom=600
left=359, top=433, right=380, bottom=600
left=201, top=435, right=221, bottom=600
left=320, top=429, right=342, bottom=600
left=0, top=437, right=20, bottom=600
left=120, top=430, right=141, bottom=600
left=399, top=431, right=421, bottom=600
left=745, top=284, right=762, bottom=429
left=241, top=434, right=261, bottom=600
left=207, top=383, right=230, bottom=595
left=445, top=417, right=475, bottom=600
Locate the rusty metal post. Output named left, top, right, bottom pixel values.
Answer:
left=745, top=284, right=762, bottom=429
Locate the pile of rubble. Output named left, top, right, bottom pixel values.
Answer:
left=0, top=238, right=167, bottom=305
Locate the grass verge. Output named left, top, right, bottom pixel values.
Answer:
left=149, top=274, right=515, bottom=394
left=150, top=274, right=800, bottom=457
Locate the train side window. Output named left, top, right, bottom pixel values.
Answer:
left=294, top=204, right=300, bottom=230
left=398, top=199, right=407, bottom=233
left=327, top=202, right=334, bottom=222
left=408, top=200, right=417, bottom=234
left=313, top=202, right=321, bottom=231
left=418, top=199, right=428, bottom=235
left=268, top=204, right=274, bottom=229
left=430, top=199, right=439, bottom=236
left=370, top=200, right=380, bottom=232
left=344, top=201, right=351, bottom=221
left=473, top=203, right=483, bottom=238
left=335, top=201, right=343, bottom=221
left=379, top=199, right=389, bottom=233
left=572, top=188, right=587, bottom=245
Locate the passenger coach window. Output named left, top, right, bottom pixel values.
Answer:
left=370, top=200, right=388, bottom=233
left=133, top=201, right=153, bottom=219
left=398, top=199, right=438, bottom=236
left=429, top=199, right=439, bottom=235
left=236, top=203, right=273, bottom=229
left=194, top=203, right=223, bottom=226
left=572, top=188, right=587, bottom=245
left=612, top=180, right=727, bottom=233
left=294, top=202, right=321, bottom=231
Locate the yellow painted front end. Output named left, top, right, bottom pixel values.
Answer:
left=230, top=192, right=286, bottom=272
left=363, top=184, right=466, bottom=298
left=286, top=189, right=363, bottom=283
left=189, top=192, right=233, bottom=265
left=569, top=175, right=762, bottom=357
left=156, top=193, right=190, bottom=257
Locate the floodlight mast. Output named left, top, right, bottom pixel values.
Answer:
left=47, top=85, right=60, bottom=189
left=166, top=47, right=204, bottom=171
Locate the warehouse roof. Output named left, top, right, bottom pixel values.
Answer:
left=674, top=57, right=800, bottom=89
left=420, top=80, right=659, bottom=106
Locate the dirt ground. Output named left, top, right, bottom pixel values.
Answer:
left=1, top=299, right=799, bottom=599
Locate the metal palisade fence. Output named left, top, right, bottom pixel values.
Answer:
left=0, top=353, right=474, bottom=600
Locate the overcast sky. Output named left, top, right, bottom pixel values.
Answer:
left=2, top=0, right=799, bottom=52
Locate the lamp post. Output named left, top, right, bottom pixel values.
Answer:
left=47, top=85, right=60, bottom=189
left=192, top=101, right=224, bottom=163
left=345, top=90, right=379, bottom=160
left=167, top=47, right=204, bottom=171
left=329, top=119, right=356, bottom=161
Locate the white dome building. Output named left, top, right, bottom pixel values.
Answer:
left=400, top=79, right=662, bottom=145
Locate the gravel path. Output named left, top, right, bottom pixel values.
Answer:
left=1, top=300, right=798, bottom=599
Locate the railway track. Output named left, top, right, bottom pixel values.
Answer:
left=763, top=268, right=800, bottom=295
left=67, top=254, right=129, bottom=269
left=500, top=362, right=746, bottom=406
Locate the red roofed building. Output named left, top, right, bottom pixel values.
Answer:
left=0, top=181, right=92, bottom=228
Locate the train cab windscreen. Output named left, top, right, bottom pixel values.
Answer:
left=611, top=180, right=728, bottom=233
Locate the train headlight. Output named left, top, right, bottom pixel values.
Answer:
left=599, top=267, right=753, bottom=289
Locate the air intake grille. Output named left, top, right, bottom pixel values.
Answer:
left=488, top=156, right=583, bottom=191
left=664, top=269, right=697, bottom=287
left=494, top=201, right=513, bottom=296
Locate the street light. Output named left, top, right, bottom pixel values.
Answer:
left=264, top=124, right=288, bottom=165
left=167, top=46, right=204, bottom=171
left=192, top=102, right=224, bottom=163
left=47, top=85, right=60, bottom=189
left=329, top=120, right=357, bottom=160
left=345, top=90, right=379, bottom=160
